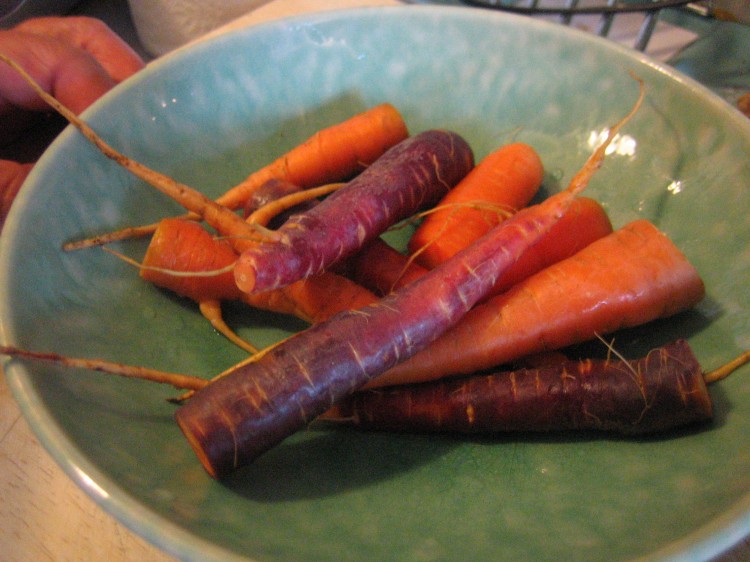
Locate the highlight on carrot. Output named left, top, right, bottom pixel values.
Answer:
left=232, top=130, right=475, bottom=295
left=408, top=142, right=544, bottom=269
left=62, top=102, right=409, bottom=250
left=323, top=340, right=714, bottom=435
left=371, top=219, right=705, bottom=388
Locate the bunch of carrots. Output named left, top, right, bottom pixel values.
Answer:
left=1, top=54, right=748, bottom=480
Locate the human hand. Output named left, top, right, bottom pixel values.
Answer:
left=0, top=16, right=145, bottom=228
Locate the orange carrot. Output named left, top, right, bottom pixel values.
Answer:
left=408, top=142, right=544, bottom=268
left=140, top=218, right=377, bottom=323
left=141, top=218, right=241, bottom=303
left=217, top=103, right=409, bottom=210
left=351, top=197, right=612, bottom=296
left=370, top=219, right=705, bottom=388
left=62, top=103, right=409, bottom=250
left=488, top=196, right=612, bottom=294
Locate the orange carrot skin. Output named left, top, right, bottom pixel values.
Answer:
left=329, top=340, right=712, bottom=435
left=408, top=142, right=544, bottom=269
left=351, top=197, right=611, bottom=297
left=233, top=130, right=475, bottom=295
left=218, top=103, right=409, bottom=210
left=140, top=218, right=377, bottom=322
left=141, top=218, right=241, bottom=302
left=372, top=219, right=705, bottom=388
left=176, top=179, right=586, bottom=477
left=488, top=196, right=612, bottom=295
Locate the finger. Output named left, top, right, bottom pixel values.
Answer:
left=0, top=31, right=118, bottom=115
left=0, top=160, right=32, bottom=228
left=13, top=16, right=145, bottom=83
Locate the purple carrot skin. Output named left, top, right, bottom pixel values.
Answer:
left=324, top=340, right=713, bottom=435
left=233, top=130, right=474, bottom=295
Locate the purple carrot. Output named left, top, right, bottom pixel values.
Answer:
left=233, top=130, right=474, bottom=294
left=324, top=340, right=713, bottom=435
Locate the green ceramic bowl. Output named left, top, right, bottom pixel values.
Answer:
left=2, top=6, right=749, bottom=561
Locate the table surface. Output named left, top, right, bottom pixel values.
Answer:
left=1, top=1, right=749, bottom=560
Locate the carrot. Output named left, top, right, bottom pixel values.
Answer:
left=324, top=340, right=714, bottom=435
left=408, top=142, right=544, bottom=269
left=488, top=196, right=613, bottom=294
left=141, top=218, right=242, bottom=303
left=140, top=218, right=378, bottom=324
left=218, top=102, right=408, bottom=210
left=232, top=130, right=475, bottom=295
left=350, top=196, right=612, bottom=296
left=346, top=237, right=430, bottom=296
left=61, top=103, right=409, bottom=250
left=173, top=90, right=642, bottom=477
left=371, top=219, right=705, bottom=388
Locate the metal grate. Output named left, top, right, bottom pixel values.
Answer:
left=460, top=0, right=697, bottom=51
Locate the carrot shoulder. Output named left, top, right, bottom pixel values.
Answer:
left=408, top=142, right=544, bottom=269
left=372, top=219, right=705, bottom=387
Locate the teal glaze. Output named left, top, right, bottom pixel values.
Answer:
left=1, top=7, right=749, bottom=562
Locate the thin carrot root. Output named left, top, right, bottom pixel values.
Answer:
left=198, top=300, right=259, bottom=354
left=63, top=222, right=162, bottom=251
left=103, top=246, right=236, bottom=279
left=704, top=349, right=750, bottom=384
left=245, top=181, right=345, bottom=226
left=0, top=346, right=208, bottom=390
